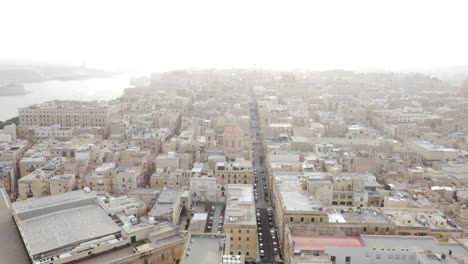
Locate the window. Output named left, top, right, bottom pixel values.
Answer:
left=246, top=252, right=249, bottom=256
left=345, top=256, right=351, bottom=263
left=363, top=227, right=367, bottom=232
left=330, top=256, right=336, bottom=263
left=238, top=230, right=241, bottom=233
left=311, top=217, right=315, bottom=222
left=247, top=237, right=249, bottom=241
left=301, top=217, right=304, bottom=222
left=375, top=227, right=379, bottom=232
left=161, top=254, right=164, bottom=260
left=376, top=254, right=381, bottom=259
left=320, top=218, right=323, bottom=222
left=238, top=237, right=241, bottom=241
left=230, top=237, right=233, bottom=240
left=386, top=227, right=389, bottom=232
left=290, top=217, right=293, bottom=222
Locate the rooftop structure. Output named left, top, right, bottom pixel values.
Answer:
left=12, top=190, right=122, bottom=263
left=182, top=234, right=227, bottom=264
left=187, top=213, right=208, bottom=233
left=149, top=188, right=190, bottom=224
left=274, top=172, right=322, bottom=211
left=291, top=234, right=364, bottom=251
left=380, top=208, right=460, bottom=230
left=326, top=207, right=389, bottom=224
left=361, top=235, right=468, bottom=264
left=225, top=184, right=256, bottom=225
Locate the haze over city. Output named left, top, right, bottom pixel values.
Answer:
left=1, top=1, right=468, bottom=264
left=1, top=0, right=468, bottom=71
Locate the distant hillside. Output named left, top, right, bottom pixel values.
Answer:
left=0, top=116, right=18, bottom=128
left=0, top=60, right=111, bottom=82
left=424, top=65, right=468, bottom=85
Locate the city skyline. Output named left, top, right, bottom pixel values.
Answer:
left=1, top=2, right=468, bottom=264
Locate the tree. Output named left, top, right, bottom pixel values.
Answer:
left=0, top=116, right=19, bottom=129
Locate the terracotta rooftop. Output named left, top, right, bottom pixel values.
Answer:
left=292, top=234, right=364, bottom=251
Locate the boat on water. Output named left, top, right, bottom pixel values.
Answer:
left=0, top=83, right=28, bottom=95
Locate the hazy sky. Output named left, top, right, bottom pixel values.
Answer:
left=1, top=0, right=467, bottom=71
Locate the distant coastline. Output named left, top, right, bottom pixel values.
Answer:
left=0, top=60, right=114, bottom=83
left=0, top=74, right=130, bottom=121
left=0, top=83, right=31, bottom=96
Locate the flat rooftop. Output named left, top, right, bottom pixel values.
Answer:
left=361, top=235, right=468, bottom=261
left=192, top=213, right=208, bottom=221
left=182, top=235, right=225, bottom=264
left=407, top=139, right=458, bottom=152
left=292, top=234, right=364, bottom=251
left=225, top=184, right=255, bottom=225
left=150, top=189, right=182, bottom=217
left=327, top=208, right=389, bottom=224
left=19, top=204, right=121, bottom=257
left=13, top=190, right=97, bottom=219
left=381, top=208, right=460, bottom=230
left=274, top=172, right=322, bottom=211
left=19, top=100, right=112, bottom=110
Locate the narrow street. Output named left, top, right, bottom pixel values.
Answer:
left=250, top=99, right=281, bottom=264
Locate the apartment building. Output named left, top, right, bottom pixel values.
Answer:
left=83, top=162, right=117, bottom=193
left=189, top=174, right=218, bottom=202
left=149, top=189, right=191, bottom=225
left=151, top=169, right=191, bottom=189
left=271, top=172, right=329, bottom=250
left=116, top=166, right=144, bottom=193
left=214, top=161, right=253, bottom=186
left=285, top=231, right=468, bottom=264
left=0, top=161, right=16, bottom=193
left=18, top=100, right=121, bottom=128
left=181, top=233, right=236, bottom=264
left=50, top=174, right=76, bottom=195
left=18, top=157, right=68, bottom=200
left=224, top=184, right=257, bottom=260
left=405, top=139, right=459, bottom=165
left=19, top=155, right=49, bottom=178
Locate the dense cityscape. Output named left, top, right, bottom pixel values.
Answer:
left=0, top=70, right=467, bottom=264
